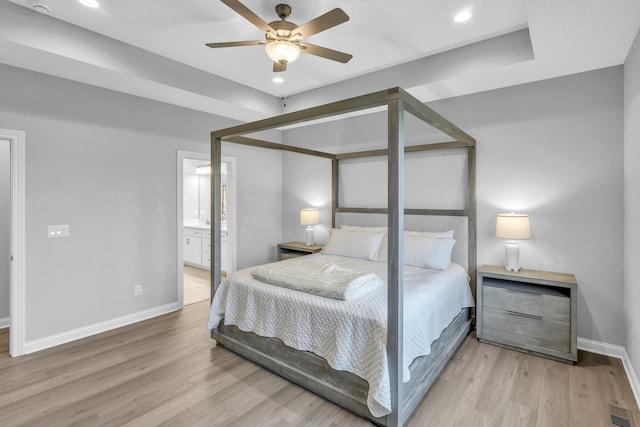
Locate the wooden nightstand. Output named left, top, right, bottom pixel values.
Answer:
left=477, top=265, right=578, bottom=364
left=277, top=242, right=324, bottom=261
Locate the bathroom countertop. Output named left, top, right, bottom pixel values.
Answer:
left=184, top=223, right=227, bottom=231
left=184, top=223, right=210, bottom=230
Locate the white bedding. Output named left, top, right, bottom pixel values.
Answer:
left=207, top=253, right=474, bottom=417
left=251, top=259, right=383, bottom=300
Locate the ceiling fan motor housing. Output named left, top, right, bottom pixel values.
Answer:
left=267, top=20, right=297, bottom=40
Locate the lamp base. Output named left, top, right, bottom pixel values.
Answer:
left=305, top=226, right=314, bottom=246
left=504, top=241, right=521, bottom=272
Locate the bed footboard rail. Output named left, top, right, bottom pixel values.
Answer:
left=211, top=307, right=471, bottom=426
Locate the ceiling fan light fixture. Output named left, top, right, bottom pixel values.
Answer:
left=265, top=40, right=301, bottom=65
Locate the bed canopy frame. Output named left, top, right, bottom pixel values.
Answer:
left=210, top=87, right=476, bottom=426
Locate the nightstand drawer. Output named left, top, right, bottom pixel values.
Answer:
left=483, top=307, right=571, bottom=353
left=483, top=279, right=570, bottom=322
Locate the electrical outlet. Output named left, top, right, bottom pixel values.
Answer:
left=134, top=284, right=142, bottom=296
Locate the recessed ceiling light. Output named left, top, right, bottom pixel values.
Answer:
left=31, top=3, right=51, bottom=14
left=454, top=10, right=471, bottom=23
left=272, top=77, right=284, bottom=84
left=79, top=0, right=100, bottom=8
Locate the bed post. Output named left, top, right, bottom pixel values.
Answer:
left=332, top=158, right=338, bottom=229
left=211, top=136, right=223, bottom=296
left=467, top=145, right=477, bottom=303
left=387, top=89, right=405, bottom=427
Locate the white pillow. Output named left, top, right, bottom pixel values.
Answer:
left=376, top=229, right=455, bottom=262
left=403, top=235, right=456, bottom=270
left=322, top=228, right=386, bottom=261
left=339, top=224, right=453, bottom=238
left=339, top=225, right=387, bottom=232
left=405, top=229, right=454, bottom=238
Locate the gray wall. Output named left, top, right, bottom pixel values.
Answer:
left=0, top=140, right=9, bottom=321
left=282, top=152, right=332, bottom=245
left=282, top=67, right=625, bottom=345
left=624, top=29, right=640, bottom=380
left=0, top=63, right=283, bottom=342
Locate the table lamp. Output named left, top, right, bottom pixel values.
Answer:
left=300, top=207, right=320, bottom=246
left=496, top=212, right=531, bottom=272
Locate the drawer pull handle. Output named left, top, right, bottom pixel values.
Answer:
left=504, top=310, right=543, bottom=320
left=504, top=288, right=543, bottom=296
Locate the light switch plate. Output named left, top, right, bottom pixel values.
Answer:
left=47, top=224, right=70, bottom=238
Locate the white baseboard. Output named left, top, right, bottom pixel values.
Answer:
left=578, top=337, right=640, bottom=409
left=578, top=336, right=625, bottom=358
left=0, top=317, right=9, bottom=329
left=621, top=349, right=640, bottom=410
left=23, top=302, right=180, bottom=355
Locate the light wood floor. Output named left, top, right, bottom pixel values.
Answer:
left=0, top=301, right=638, bottom=426
left=184, top=265, right=211, bottom=305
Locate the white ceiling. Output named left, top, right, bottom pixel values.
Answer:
left=1, top=0, right=639, bottom=122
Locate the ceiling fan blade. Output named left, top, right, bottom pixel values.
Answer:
left=206, top=40, right=266, bottom=48
left=273, top=61, right=287, bottom=72
left=221, top=0, right=274, bottom=34
left=293, top=8, right=349, bottom=40
left=299, top=43, right=352, bottom=63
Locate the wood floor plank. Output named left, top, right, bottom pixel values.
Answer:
left=535, top=356, right=571, bottom=427
left=46, top=348, right=213, bottom=426
left=157, top=409, right=200, bottom=427
left=474, top=348, right=518, bottom=426
left=569, top=351, right=609, bottom=426
left=224, top=382, right=305, bottom=426
left=409, top=337, right=500, bottom=426
left=0, top=301, right=638, bottom=427
left=0, top=328, right=8, bottom=354
left=505, top=352, right=542, bottom=426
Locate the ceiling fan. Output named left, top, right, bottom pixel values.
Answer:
left=206, top=0, right=353, bottom=72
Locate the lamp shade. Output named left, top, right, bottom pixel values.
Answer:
left=300, top=208, right=320, bottom=225
left=265, top=41, right=301, bottom=65
left=496, top=213, right=531, bottom=239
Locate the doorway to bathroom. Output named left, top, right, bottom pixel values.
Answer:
left=177, top=151, right=236, bottom=307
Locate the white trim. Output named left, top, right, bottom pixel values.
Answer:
left=622, top=349, right=640, bottom=408
left=577, top=336, right=625, bottom=358
left=225, top=156, right=238, bottom=274
left=578, top=337, right=640, bottom=409
left=23, top=303, right=180, bottom=355
left=0, top=317, right=9, bottom=329
left=1, top=128, right=26, bottom=357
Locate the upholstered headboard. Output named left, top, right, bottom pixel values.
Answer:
left=335, top=212, right=469, bottom=271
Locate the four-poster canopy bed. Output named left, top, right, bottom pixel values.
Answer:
left=208, top=87, right=476, bottom=426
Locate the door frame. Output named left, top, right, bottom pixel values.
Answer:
left=176, top=151, right=236, bottom=307
left=1, top=128, right=26, bottom=357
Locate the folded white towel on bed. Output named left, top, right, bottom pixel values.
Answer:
left=251, top=259, right=383, bottom=300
